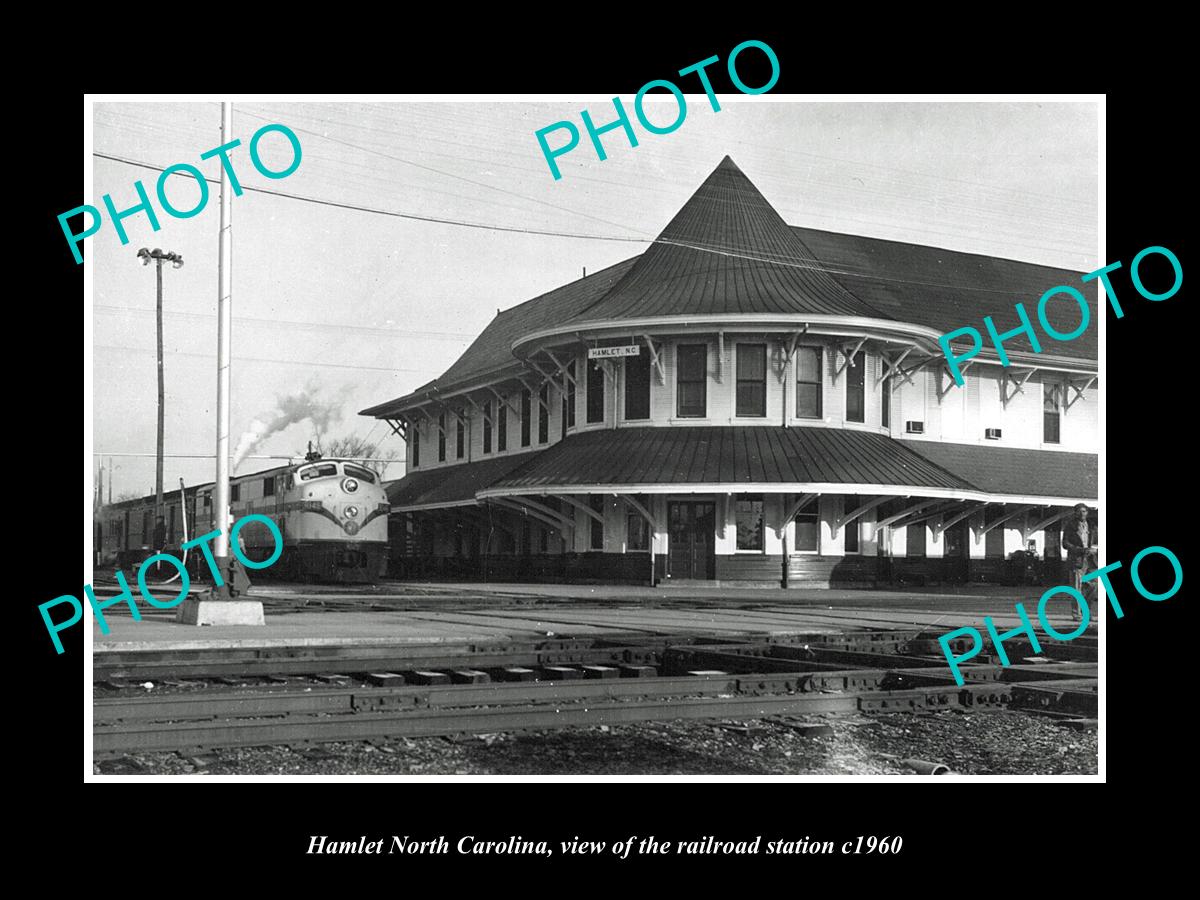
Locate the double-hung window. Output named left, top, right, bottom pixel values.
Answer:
left=795, top=346, right=822, bottom=419
left=676, top=345, right=707, bottom=418
left=736, top=344, right=767, bottom=417
left=846, top=353, right=865, bottom=423
left=1044, top=381, right=1061, bottom=444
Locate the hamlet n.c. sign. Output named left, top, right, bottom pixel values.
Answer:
left=588, top=345, right=641, bottom=359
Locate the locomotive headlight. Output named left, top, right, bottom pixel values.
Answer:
left=345, top=505, right=359, bottom=518
left=342, top=477, right=359, bottom=493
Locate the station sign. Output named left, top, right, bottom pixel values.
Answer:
left=587, top=345, right=641, bottom=359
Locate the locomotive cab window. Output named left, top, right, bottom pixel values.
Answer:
left=343, top=464, right=376, bottom=483
left=299, top=463, right=338, bottom=481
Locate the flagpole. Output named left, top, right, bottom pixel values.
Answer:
left=214, top=100, right=233, bottom=570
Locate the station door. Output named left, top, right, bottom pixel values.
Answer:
left=668, top=501, right=715, bottom=580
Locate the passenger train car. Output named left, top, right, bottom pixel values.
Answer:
left=95, top=456, right=390, bottom=583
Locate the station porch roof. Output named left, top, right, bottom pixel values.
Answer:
left=389, top=427, right=1098, bottom=511
left=476, top=426, right=973, bottom=497
left=898, top=439, right=1097, bottom=501
left=385, top=449, right=541, bottom=511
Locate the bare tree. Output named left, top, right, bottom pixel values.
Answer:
left=307, top=434, right=400, bottom=478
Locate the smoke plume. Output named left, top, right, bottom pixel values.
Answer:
left=233, top=383, right=348, bottom=471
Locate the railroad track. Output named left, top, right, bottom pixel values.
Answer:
left=92, top=629, right=1097, bottom=759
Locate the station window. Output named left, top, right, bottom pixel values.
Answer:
left=881, top=374, right=891, bottom=428
left=589, top=495, right=604, bottom=550
left=538, top=386, right=550, bottom=443
left=846, top=352, right=866, bottom=423
left=411, top=428, right=420, bottom=468
left=586, top=361, right=605, bottom=424
left=230, top=483, right=240, bottom=502
left=735, top=495, right=764, bottom=551
left=456, top=413, right=465, bottom=458
left=263, top=476, right=275, bottom=497
left=736, top=344, right=767, bottom=417
left=906, top=522, right=927, bottom=557
left=796, top=346, right=822, bottom=419
left=984, top=507, right=1005, bottom=559
left=565, top=361, right=576, bottom=433
left=794, top=503, right=819, bottom=552
left=676, top=344, right=707, bottom=418
left=626, top=496, right=650, bottom=551
left=483, top=401, right=493, bottom=454
left=1044, top=381, right=1061, bottom=444
left=438, top=413, right=447, bottom=462
left=843, top=494, right=860, bottom=553
left=497, top=399, right=507, bottom=452
left=1043, top=517, right=1062, bottom=561
left=520, top=390, right=532, bottom=447
left=625, top=351, right=651, bottom=420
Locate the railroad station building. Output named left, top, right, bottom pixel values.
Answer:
left=362, top=157, right=1098, bottom=587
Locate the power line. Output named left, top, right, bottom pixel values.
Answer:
left=233, top=107, right=648, bottom=237
left=96, top=104, right=1096, bottom=259
left=93, top=152, right=1090, bottom=294
left=95, top=343, right=434, bottom=374
left=93, top=152, right=648, bottom=246
left=94, top=304, right=475, bottom=341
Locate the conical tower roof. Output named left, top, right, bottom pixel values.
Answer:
left=576, top=156, right=890, bottom=322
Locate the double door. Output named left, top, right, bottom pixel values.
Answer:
left=668, top=501, right=715, bottom=580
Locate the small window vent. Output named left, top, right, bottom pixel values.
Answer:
left=905, top=420, right=925, bottom=434
left=985, top=428, right=1003, bottom=440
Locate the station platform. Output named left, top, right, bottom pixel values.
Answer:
left=91, top=582, right=1099, bottom=653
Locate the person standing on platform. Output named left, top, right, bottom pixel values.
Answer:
left=1062, top=503, right=1096, bottom=623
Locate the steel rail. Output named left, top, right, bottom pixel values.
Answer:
left=93, top=680, right=1040, bottom=756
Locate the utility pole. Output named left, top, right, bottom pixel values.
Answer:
left=137, top=247, right=183, bottom=536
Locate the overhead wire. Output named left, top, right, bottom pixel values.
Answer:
left=94, top=304, right=475, bottom=341
left=93, top=151, right=648, bottom=245
left=92, top=151, right=1091, bottom=293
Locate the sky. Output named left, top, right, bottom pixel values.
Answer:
left=90, top=99, right=1098, bottom=500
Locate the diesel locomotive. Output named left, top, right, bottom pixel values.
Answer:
left=94, top=454, right=390, bottom=583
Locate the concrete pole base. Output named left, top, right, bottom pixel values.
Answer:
left=175, top=596, right=265, bottom=626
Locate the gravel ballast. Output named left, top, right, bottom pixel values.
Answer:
left=95, top=709, right=1098, bottom=776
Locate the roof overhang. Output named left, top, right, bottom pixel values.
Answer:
left=511, top=313, right=1096, bottom=375
left=475, top=483, right=1093, bottom=507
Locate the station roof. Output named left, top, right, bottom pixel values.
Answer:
left=386, top=427, right=1098, bottom=510
left=898, top=440, right=1097, bottom=501
left=480, top=426, right=977, bottom=495
left=360, top=258, right=637, bottom=418
left=791, top=225, right=1097, bottom=361
left=570, top=157, right=882, bottom=322
left=364, top=156, right=1096, bottom=418
left=386, top=450, right=541, bottom=510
